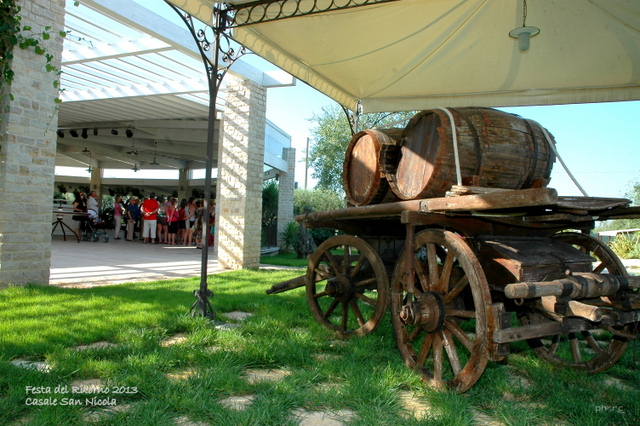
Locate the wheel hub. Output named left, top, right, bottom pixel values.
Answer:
left=325, top=274, right=355, bottom=302
left=399, top=291, right=445, bottom=332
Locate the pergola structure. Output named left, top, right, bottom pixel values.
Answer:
left=56, top=0, right=294, bottom=197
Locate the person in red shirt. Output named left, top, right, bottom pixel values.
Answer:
left=141, top=192, right=160, bottom=244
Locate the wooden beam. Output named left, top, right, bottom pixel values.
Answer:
left=421, top=188, right=558, bottom=213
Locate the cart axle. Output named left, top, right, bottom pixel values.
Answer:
left=504, top=273, right=640, bottom=300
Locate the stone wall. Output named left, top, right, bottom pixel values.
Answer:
left=277, top=147, right=296, bottom=247
left=215, top=77, right=266, bottom=269
left=0, top=0, right=65, bottom=286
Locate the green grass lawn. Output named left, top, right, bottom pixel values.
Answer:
left=0, top=271, right=638, bottom=425
left=260, top=252, right=308, bottom=268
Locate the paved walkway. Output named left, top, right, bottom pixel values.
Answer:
left=50, top=234, right=227, bottom=287
left=51, top=234, right=635, bottom=288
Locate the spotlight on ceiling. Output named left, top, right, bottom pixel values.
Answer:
left=111, top=129, right=118, bottom=136
left=56, top=130, right=64, bottom=138
left=126, top=129, right=133, bottom=138
left=93, top=128, right=98, bottom=136
left=70, top=129, right=79, bottom=137
left=81, top=128, right=88, bottom=139
left=82, top=147, right=90, bottom=154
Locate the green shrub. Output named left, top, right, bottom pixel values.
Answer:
left=609, top=232, right=640, bottom=259
left=310, top=227, right=339, bottom=246
left=279, top=221, right=298, bottom=253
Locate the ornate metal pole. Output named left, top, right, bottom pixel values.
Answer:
left=166, top=2, right=245, bottom=319
left=165, top=0, right=392, bottom=318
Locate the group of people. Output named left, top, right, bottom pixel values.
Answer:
left=115, top=194, right=215, bottom=248
left=71, top=191, right=216, bottom=247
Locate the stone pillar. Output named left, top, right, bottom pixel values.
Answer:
left=178, top=168, right=189, bottom=201
left=90, top=166, right=103, bottom=201
left=0, top=0, right=65, bottom=287
left=216, top=77, right=266, bottom=269
left=277, top=147, right=296, bottom=247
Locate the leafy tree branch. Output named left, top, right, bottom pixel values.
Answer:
left=1, top=0, right=67, bottom=112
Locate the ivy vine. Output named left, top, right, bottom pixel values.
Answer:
left=0, top=0, right=68, bottom=114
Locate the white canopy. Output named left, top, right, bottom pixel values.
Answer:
left=167, top=0, right=640, bottom=112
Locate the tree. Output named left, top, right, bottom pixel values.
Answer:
left=307, top=104, right=416, bottom=193
left=625, top=180, right=640, bottom=206
left=294, top=188, right=344, bottom=215
left=596, top=180, right=640, bottom=232
left=262, top=180, right=279, bottom=227
left=293, top=188, right=346, bottom=245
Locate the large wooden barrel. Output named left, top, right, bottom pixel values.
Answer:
left=386, top=107, right=556, bottom=200
left=343, top=128, right=403, bottom=206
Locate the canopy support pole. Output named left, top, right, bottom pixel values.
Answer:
left=167, top=1, right=246, bottom=320
left=342, top=102, right=362, bottom=136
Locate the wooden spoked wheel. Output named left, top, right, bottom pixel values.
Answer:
left=306, top=235, right=389, bottom=337
left=390, top=229, right=491, bottom=393
left=519, top=232, right=632, bottom=372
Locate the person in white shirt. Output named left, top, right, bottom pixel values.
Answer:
left=87, top=190, right=99, bottom=216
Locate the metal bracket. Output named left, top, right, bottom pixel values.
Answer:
left=225, top=0, right=399, bottom=28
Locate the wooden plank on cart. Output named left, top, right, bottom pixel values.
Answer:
left=596, top=205, right=640, bottom=220
left=555, top=196, right=630, bottom=211
left=296, top=199, right=426, bottom=223
left=421, top=188, right=557, bottom=212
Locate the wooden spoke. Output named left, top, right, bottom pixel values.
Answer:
left=350, top=300, right=366, bottom=326
left=582, top=331, right=603, bottom=354
left=569, top=333, right=582, bottom=363
left=353, top=277, right=378, bottom=287
left=350, top=254, right=366, bottom=278
left=445, top=309, right=476, bottom=319
left=341, top=302, right=349, bottom=330
left=445, top=320, right=474, bottom=352
left=593, top=262, right=606, bottom=274
left=313, top=290, right=330, bottom=299
left=416, top=333, right=434, bottom=366
left=322, top=299, right=340, bottom=319
left=343, top=245, right=351, bottom=275
left=426, top=243, right=439, bottom=291
left=432, top=333, right=444, bottom=383
left=413, top=260, right=429, bottom=296
left=391, top=229, right=490, bottom=393
left=443, top=275, right=469, bottom=304
left=306, top=235, right=389, bottom=337
left=519, top=232, right=632, bottom=373
left=354, top=292, right=377, bottom=306
left=550, top=335, right=560, bottom=355
left=442, top=329, right=462, bottom=377
left=323, top=250, right=342, bottom=275
left=407, top=324, right=423, bottom=344
left=313, top=267, right=334, bottom=281
left=437, top=251, right=455, bottom=294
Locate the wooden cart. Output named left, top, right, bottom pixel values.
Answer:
left=267, top=187, right=640, bottom=392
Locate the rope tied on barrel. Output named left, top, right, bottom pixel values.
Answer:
left=436, top=107, right=463, bottom=186
left=534, top=120, right=589, bottom=197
